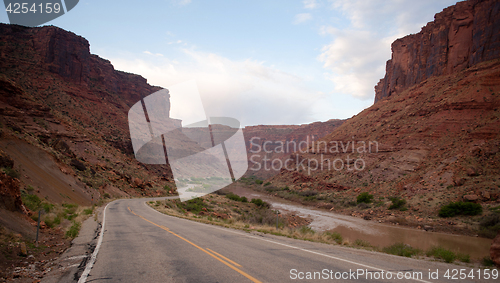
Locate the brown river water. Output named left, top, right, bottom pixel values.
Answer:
left=228, top=186, right=492, bottom=259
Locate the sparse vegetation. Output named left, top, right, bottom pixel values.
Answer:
left=176, top=198, right=210, bottom=214
left=65, top=221, right=81, bottom=238
left=21, top=192, right=42, bottom=211
left=2, top=167, right=20, bottom=179
left=426, top=246, right=456, bottom=263
left=324, top=231, right=343, bottom=244
left=478, top=214, right=500, bottom=238
left=383, top=243, right=421, bottom=258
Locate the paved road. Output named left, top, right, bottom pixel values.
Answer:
left=81, top=199, right=497, bottom=282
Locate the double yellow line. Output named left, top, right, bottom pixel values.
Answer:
left=128, top=207, right=262, bottom=283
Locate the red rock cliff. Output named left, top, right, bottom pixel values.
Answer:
left=374, top=0, right=500, bottom=102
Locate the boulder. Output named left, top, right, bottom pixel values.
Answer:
left=463, top=194, right=479, bottom=202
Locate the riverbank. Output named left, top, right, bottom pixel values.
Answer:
left=149, top=194, right=497, bottom=267
left=222, top=180, right=494, bottom=260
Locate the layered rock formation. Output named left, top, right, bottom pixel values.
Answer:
left=375, top=0, right=500, bottom=102
left=243, top=120, right=344, bottom=178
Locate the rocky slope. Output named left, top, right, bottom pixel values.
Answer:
left=268, top=0, right=500, bottom=236
left=375, top=0, right=500, bottom=102
left=0, top=23, right=175, bottom=207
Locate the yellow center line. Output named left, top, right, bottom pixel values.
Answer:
left=206, top=248, right=242, bottom=267
left=127, top=206, right=262, bottom=283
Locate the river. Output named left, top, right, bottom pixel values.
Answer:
left=228, top=186, right=492, bottom=259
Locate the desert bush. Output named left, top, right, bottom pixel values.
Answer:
left=45, top=215, right=61, bottom=228
left=357, top=192, right=373, bottom=204
left=457, top=253, right=470, bottom=263
left=324, top=231, right=343, bottom=244
left=426, top=246, right=456, bottom=263
left=176, top=198, right=209, bottom=214
left=21, top=192, right=42, bottom=211
left=482, top=256, right=495, bottom=267
left=389, top=197, right=406, bottom=210
left=226, top=193, right=248, bottom=202
left=65, top=221, right=81, bottom=238
left=255, top=179, right=263, bottom=185
left=241, top=209, right=281, bottom=226
left=251, top=198, right=269, bottom=208
left=438, top=201, right=482, bottom=217
left=383, top=243, right=421, bottom=257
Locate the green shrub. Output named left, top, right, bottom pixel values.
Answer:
left=264, top=182, right=271, bottom=186
left=383, top=243, right=421, bottom=257
left=457, top=253, right=470, bottom=263
left=389, top=197, right=406, bottom=210
left=250, top=198, right=268, bottom=208
left=45, top=216, right=61, bottom=228
left=482, top=256, right=495, bottom=267
left=324, top=231, right=343, bottom=244
left=357, top=192, right=373, bottom=204
left=255, top=179, right=264, bottom=185
left=65, top=221, right=81, bottom=238
left=42, top=203, right=54, bottom=213
left=176, top=198, right=209, bottom=214
left=226, top=193, right=242, bottom=202
left=438, top=201, right=482, bottom=217
left=83, top=207, right=94, bottom=215
left=426, top=246, right=456, bottom=263
left=21, top=193, right=42, bottom=211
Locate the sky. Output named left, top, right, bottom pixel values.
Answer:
left=0, top=0, right=459, bottom=126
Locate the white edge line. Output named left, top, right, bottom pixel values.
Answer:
left=143, top=200, right=432, bottom=283
left=78, top=202, right=111, bottom=283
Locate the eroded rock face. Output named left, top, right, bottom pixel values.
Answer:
left=0, top=172, right=25, bottom=213
left=375, top=0, right=500, bottom=102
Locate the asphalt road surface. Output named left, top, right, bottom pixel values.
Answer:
left=80, top=198, right=497, bottom=282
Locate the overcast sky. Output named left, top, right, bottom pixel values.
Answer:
left=1, top=0, right=458, bottom=126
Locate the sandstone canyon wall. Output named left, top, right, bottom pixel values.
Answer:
left=375, top=0, right=500, bottom=102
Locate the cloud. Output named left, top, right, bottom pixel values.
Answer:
left=319, top=0, right=458, bottom=100
left=143, top=51, right=164, bottom=57
left=303, top=0, right=317, bottom=9
left=107, top=50, right=323, bottom=126
left=294, top=13, right=312, bottom=24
